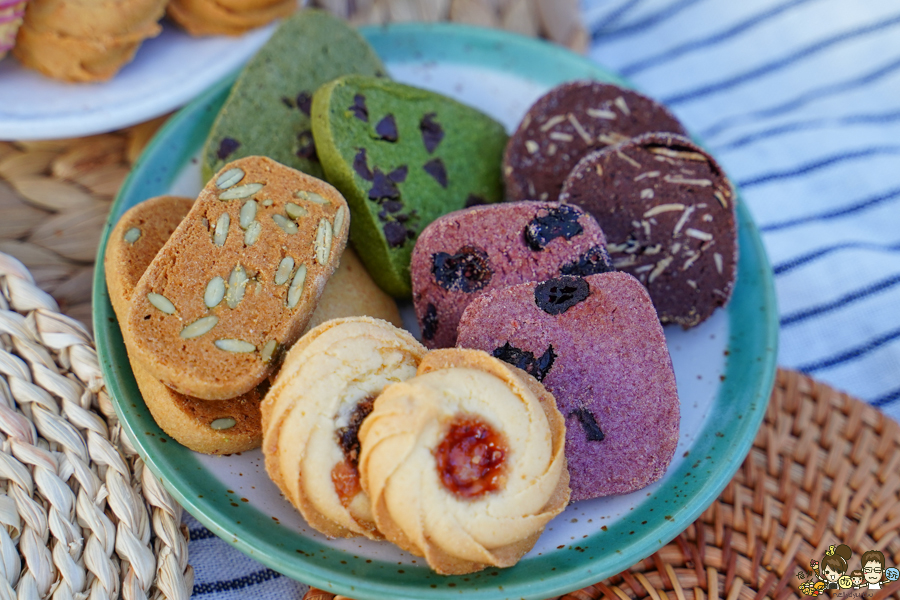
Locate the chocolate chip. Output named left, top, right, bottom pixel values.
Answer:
left=353, top=148, right=373, bottom=181
left=432, top=246, right=492, bottom=293
left=335, top=397, right=376, bottom=463
left=369, top=168, right=400, bottom=200
left=525, top=204, right=584, bottom=251
left=421, top=303, right=438, bottom=341
left=350, top=94, right=368, bottom=122
left=423, top=158, right=448, bottom=188
left=296, top=130, right=317, bottom=161
left=216, top=137, right=240, bottom=160
left=382, top=200, right=403, bottom=213
left=465, top=194, right=487, bottom=207
left=383, top=221, right=409, bottom=247
left=560, top=245, right=614, bottom=276
left=296, top=92, right=312, bottom=116
left=388, top=165, right=408, bottom=183
left=571, top=408, right=605, bottom=441
left=375, top=114, right=399, bottom=142
left=534, top=276, right=590, bottom=315
left=420, top=113, right=444, bottom=154
left=492, top=342, right=556, bottom=382
left=281, top=96, right=294, bottom=108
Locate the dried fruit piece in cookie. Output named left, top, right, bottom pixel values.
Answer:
left=261, top=317, right=426, bottom=539
left=127, top=156, right=350, bottom=400
left=311, top=74, right=508, bottom=297
left=411, top=202, right=611, bottom=349
left=359, top=348, right=569, bottom=575
left=559, top=132, right=737, bottom=327
left=503, top=80, right=687, bottom=202
left=201, top=10, right=386, bottom=182
left=457, top=272, right=679, bottom=501
left=104, top=195, right=267, bottom=455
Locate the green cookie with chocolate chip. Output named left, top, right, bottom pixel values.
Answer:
left=311, top=75, right=508, bottom=297
left=200, top=9, right=386, bottom=184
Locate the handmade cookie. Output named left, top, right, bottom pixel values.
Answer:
left=457, top=272, right=679, bottom=501
left=261, top=317, right=427, bottom=539
left=504, top=80, right=687, bottom=202
left=126, top=156, right=349, bottom=400
left=359, top=348, right=569, bottom=575
left=559, top=132, right=737, bottom=327
left=201, top=10, right=385, bottom=183
left=167, top=0, right=294, bottom=36
left=312, top=74, right=508, bottom=297
left=411, top=201, right=612, bottom=349
left=23, top=0, right=167, bottom=38
left=105, top=195, right=266, bottom=455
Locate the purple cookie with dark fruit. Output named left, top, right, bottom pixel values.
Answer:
left=503, top=80, right=687, bottom=203
left=411, top=201, right=612, bottom=349
left=559, top=132, right=737, bottom=328
left=457, top=272, right=679, bottom=502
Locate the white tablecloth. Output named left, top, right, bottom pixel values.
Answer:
left=189, top=0, right=900, bottom=596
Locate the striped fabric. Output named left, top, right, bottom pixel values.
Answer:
left=187, top=1, right=900, bottom=596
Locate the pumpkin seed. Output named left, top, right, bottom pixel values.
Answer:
left=260, top=340, right=278, bottom=364
left=213, top=213, right=229, bottom=246
left=124, top=227, right=141, bottom=244
left=295, top=190, right=330, bottom=205
left=225, top=265, right=249, bottom=309
left=147, top=293, right=176, bottom=314
left=272, top=214, right=298, bottom=235
left=180, top=315, right=219, bottom=339
left=243, top=221, right=262, bottom=246
left=210, top=417, right=237, bottom=430
left=219, top=183, right=263, bottom=200
left=285, top=202, right=308, bottom=219
left=314, top=218, right=332, bottom=266
left=275, top=257, right=294, bottom=285
left=204, top=277, right=225, bottom=308
left=286, top=264, right=307, bottom=309
left=215, top=168, right=245, bottom=189
left=214, top=338, right=256, bottom=353
left=332, top=206, right=346, bottom=237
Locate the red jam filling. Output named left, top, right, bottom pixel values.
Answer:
left=434, top=416, right=507, bottom=499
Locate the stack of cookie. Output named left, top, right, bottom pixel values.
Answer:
left=105, top=157, right=402, bottom=454
left=12, top=0, right=167, bottom=81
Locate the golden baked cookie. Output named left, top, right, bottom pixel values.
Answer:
left=22, top=0, right=166, bottom=39
left=166, top=0, right=294, bottom=37
left=0, top=0, right=28, bottom=59
left=261, top=317, right=426, bottom=539
left=13, top=21, right=156, bottom=82
left=358, top=348, right=570, bottom=575
left=126, top=156, right=350, bottom=401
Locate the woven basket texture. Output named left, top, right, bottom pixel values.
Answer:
left=304, top=369, right=900, bottom=600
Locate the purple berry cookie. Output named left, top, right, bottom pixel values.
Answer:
left=559, top=132, right=738, bottom=328
left=457, top=272, right=680, bottom=501
left=411, top=202, right=612, bottom=348
left=503, top=80, right=687, bottom=203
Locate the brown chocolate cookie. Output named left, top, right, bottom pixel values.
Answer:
left=503, top=80, right=687, bottom=202
left=559, top=132, right=737, bottom=328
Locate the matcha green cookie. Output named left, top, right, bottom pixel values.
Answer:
left=311, top=75, right=508, bottom=297
left=201, top=10, right=386, bottom=183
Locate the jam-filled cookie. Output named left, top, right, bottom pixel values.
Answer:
left=411, top=201, right=611, bottom=349
left=503, top=80, right=687, bottom=203
left=261, top=317, right=426, bottom=539
left=359, top=348, right=569, bottom=574
left=560, top=132, right=737, bottom=327
left=457, top=272, right=679, bottom=501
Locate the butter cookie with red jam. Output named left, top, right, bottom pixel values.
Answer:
left=359, top=348, right=569, bottom=575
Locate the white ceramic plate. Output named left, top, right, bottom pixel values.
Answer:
left=0, top=21, right=277, bottom=141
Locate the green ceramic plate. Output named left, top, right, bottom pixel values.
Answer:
left=93, top=23, right=778, bottom=600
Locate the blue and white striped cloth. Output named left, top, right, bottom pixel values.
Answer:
left=187, top=1, right=900, bottom=596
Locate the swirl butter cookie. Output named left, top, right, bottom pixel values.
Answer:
left=127, top=156, right=349, bottom=400
left=457, top=273, right=679, bottom=501
left=311, top=74, right=508, bottom=297
left=359, top=348, right=569, bottom=575
left=559, top=132, right=737, bottom=327
left=504, top=80, right=687, bottom=202
left=411, top=202, right=611, bottom=349
left=261, top=317, right=426, bottom=539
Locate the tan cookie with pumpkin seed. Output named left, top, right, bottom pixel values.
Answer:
left=126, top=156, right=350, bottom=401
left=106, top=195, right=401, bottom=454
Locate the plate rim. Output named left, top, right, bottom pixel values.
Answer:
left=92, top=21, right=779, bottom=600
